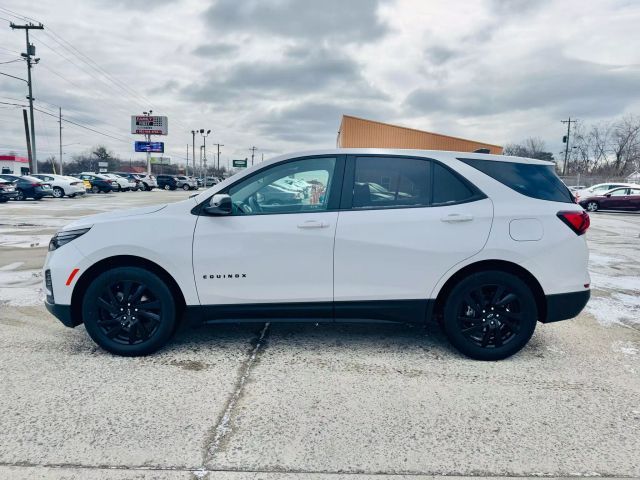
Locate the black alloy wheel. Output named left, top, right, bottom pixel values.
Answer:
left=443, top=271, right=537, bottom=360
left=82, top=267, right=177, bottom=356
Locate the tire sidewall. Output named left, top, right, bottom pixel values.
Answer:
left=443, top=271, right=537, bottom=361
left=53, top=186, right=64, bottom=198
left=82, top=266, right=177, bottom=356
left=587, top=201, right=599, bottom=212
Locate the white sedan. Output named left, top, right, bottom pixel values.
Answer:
left=101, top=173, right=134, bottom=191
left=31, top=174, right=86, bottom=198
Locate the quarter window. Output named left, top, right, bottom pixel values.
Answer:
left=432, top=163, right=476, bottom=205
left=352, top=156, right=430, bottom=209
left=228, top=157, right=336, bottom=215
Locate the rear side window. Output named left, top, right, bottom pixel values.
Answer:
left=458, top=158, right=574, bottom=203
left=432, top=163, right=476, bottom=205
left=353, top=156, right=430, bottom=209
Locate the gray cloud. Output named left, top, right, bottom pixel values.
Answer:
left=406, top=52, right=640, bottom=118
left=204, top=0, right=388, bottom=44
left=193, top=43, right=239, bottom=58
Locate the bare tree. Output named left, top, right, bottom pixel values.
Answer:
left=611, top=115, right=640, bottom=175
left=504, top=137, right=555, bottom=162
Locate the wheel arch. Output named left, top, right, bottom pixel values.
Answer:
left=431, top=259, right=547, bottom=323
left=70, top=255, right=187, bottom=326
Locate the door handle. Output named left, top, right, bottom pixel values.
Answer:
left=297, top=220, right=329, bottom=229
left=441, top=213, right=474, bottom=223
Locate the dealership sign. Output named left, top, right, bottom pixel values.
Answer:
left=233, top=159, right=248, bottom=168
left=131, top=115, right=168, bottom=135
left=135, top=141, right=164, bottom=153
left=150, top=156, right=171, bottom=165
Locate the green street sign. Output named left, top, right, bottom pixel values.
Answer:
left=233, top=159, right=247, bottom=168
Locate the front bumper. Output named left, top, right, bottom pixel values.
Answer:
left=44, top=299, right=79, bottom=328
left=542, top=290, right=590, bottom=323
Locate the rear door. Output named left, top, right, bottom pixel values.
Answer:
left=333, top=155, right=493, bottom=317
left=630, top=188, right=640, bottom=210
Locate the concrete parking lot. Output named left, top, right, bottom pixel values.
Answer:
left=0, top=191, right=638, bottom=479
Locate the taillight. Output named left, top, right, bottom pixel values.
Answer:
left=32, top=182, right=42, bottom=187
left=557, top=211, right=590, bottom=235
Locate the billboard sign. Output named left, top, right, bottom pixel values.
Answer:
left=150, top=156, right=171, bottom=165
left=233, top=159, right=248, bottom=168
left=135, top=141, right=164, bottom=153
left=131, top=115, right=168, bottom=135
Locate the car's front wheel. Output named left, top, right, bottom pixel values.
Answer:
left=15, top=188, right=26, bottom=201
left=586, top=201, right=599, bottom=212
left=82, top=267, right=177, bottom=356
left=52, top=186, right=65, bottom=198
left=182, top=184, right=190, bottom=191
left=442, top=271, right=537, bottom=360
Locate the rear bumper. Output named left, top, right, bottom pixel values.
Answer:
left=542, top=290, right=590, bottom=323
left=44, top=300, right=80, bottom=328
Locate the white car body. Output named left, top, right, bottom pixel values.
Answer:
left=32, top=174, right=86, bottom=198
left=102, top=173, right=133, bottom=191
left=44, top=149, right=591, bottom=359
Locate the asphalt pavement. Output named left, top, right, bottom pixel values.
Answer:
left=0, top=191, right=638, bottom=479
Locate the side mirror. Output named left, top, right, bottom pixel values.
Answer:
left=203, top=194, right=232, bottom=215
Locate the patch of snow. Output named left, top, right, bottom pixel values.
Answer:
left=587, top=294, right=640, bottom=327
left=612, top=341, right=639, bottom=356
left=0, top=234, right=51, bottom=249
left=0, top=267, right=44, bottom=306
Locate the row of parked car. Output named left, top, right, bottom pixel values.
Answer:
left=569, top=182, right=640, bottom=212
left=0, top=172, right=227, bottom=201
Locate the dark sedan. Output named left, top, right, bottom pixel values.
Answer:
left=579, top=187, right=640, bottom=212
left=156, top=174, right=178, bottom=190
left=0, top=178, right=18, bottom=202
left=0, top=174, right=54, bottom=200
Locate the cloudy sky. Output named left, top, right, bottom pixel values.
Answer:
left=1, top=0, right=639, bottom=168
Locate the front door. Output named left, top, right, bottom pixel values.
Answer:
left=333, top=155, right=493, bottom=317
left=192, top=155, right=344, bottom=311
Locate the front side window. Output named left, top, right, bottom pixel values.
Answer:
left=352, top=156, right=430, bottom=209
left=228, top=157, right=336, bottom=215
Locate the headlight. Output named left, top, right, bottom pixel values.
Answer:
left=49, top=227, right=91, bottom=251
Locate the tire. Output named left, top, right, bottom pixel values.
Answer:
left=91, top=185, right=100, bottom=194
left=82, top=266, right=177, bottom=356
left=182, top=184, right=190, bottom=191
left=34, top=195, right=43, bottom=201
left=586, top=201, right=599, bottom=212
left=52, top=186, right=65, bottom=198
left=442, top=271, right=537, bottom=361
left=69, top=194, right=76, bottom=198
left=164, top=184, right=170, bottom=190
left=143, top=183, right=150, bottom=191
left=15, top=189, right=26, bottom=201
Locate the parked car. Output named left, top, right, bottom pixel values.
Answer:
left=0, top=174, right=54, bottom=200
left=0, top=178, right=18, bottom=202
left=579, top=186, right=640, bottom=212
left=99, top=173, right=132, bottom=192
left=256, top=183, right=303, bottom=205
left=32, top=174, right=86, bottom=198
left=113, top=172, right=144, bottom=191
left=134, top=173, right=157, bottom=191
left=574, top=182, right=639, bottom=200
left=44, top=149, right=591, bottom=360
left=72, top=173, right=114, bottom=193
left=175, top=175, right=198, bottom=190
left=156, top=174, right=178, bottom=190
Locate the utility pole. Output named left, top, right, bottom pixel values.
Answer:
left=58, top=107, right=63, bottom=175
left=191, top=130, right=196, bottom=177
left=561, top=117, right=577, bottom=176
left=11, top=22, right=44, bottom=173
left=212, top=143, right=224, bottom=172
left=250, top=146, right=257, bottom=166
left=22, top=109, right=33, bottom=173
left=186, top=144, right=189, bottom=176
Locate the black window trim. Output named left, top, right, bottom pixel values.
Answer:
left=194, top=154, right=347, bottom=217
left=339, top=154, right=486, bottom=211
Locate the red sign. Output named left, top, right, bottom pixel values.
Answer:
left=0, top=155, right=28, bottom=163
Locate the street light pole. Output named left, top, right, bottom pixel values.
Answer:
left=190, top=130, right=196, bottom=177
left=200, top=129, right=211, bottom=186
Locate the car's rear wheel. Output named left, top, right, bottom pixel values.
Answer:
left=52, top=186, right=64, bottom=198
left=91, top=185, right=100, bottom=194
left=164, top=184, right=170, bottom=190
left=15, top=189, right=25, bottom=201
left=442, top=271, right=537, bottom=360
left=182, top=184, right=190, bottom=191
left=82, top=267, right=177, bottom=356
left=586, top=201, right=599, bottom=212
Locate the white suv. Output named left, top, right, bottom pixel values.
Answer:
left=43, top=149, right=590, bottom=360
